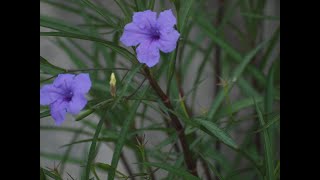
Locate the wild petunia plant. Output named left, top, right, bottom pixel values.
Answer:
left=40, top=1, right=280, bottom=180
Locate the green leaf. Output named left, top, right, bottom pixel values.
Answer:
left=114, top=0, right=131, bottom=18
left=265, top=63, right=276, bottom=122
left=134, top=0, right=146, bottom=11
left=182, top=33, right=206, bottom=77
left=40, top=167, right=63, bottom=180
left=199, top=146, right=233, bottom=173
left=177, top=0, right=194, bottom=35
left=80, top=0, right=117, bottom=28
left=91, top=167, right=100, bottom=180
left=60, top=136, right=129, bottom=148
left=75, top=99, right=114, bottom=122
left=237, top=77, right=260, bottom=97
left=40, top=15, right=87, bottom=35
left=194, top=119, right=238, bottom=150
left=40, top=56, right=65, bottom=75
left=112, top=64, right=143, bottom=109
left=215, top=96, right=264, bottom=119
left=190, top=42, right=215, bottom=107
left=202, top=157, right=225, bottom=180
left=40, top=31, right=136, bottom=63
left=196, top=15, right=266, bottom=86
left=54, top=38, right=88, bottom=69
left=148, top=0, right=155, bottom=10
left=41, top=0, right=105, bottom=23
left=166, top=44, right=178, bottom=95
left=40, top=110, right=51, bottom=119
left=207, top=41, right=268, bottom=121
left=241, top=12, right=280, bottom=21
left=75, top=109, right=95, bottom=121
left=40, top=167, right=47, bottom=180
left=94, top=162, right=126, bottom=178
left=129, top=126, right=173, bottom=137
left=167, top=155, right=184, bottom=180
left=108, top=87, right=148, bottom=180
left=264, top=61, right=277, bottom=157
left=40, top=151, right=83, bottom=164
left=172, top=0, right=180, bottom=12
left=196, top=14, right=242, bottom=61
left=40, top=126, right=93, bottom=136
left=218, top=0, right=243, bottom=32
left=154, top=133, right=178, bottom=150
left=84, top=112, right=107, bottom=180
left=254, top=113, right=280, bottom=133
left=58, top=125, right=88, bottom=175
left=255, top=99, right=275, bottom=180
left=143, top=162, right=200, bottom=180
left=260, top=26, right=280, bottom=71
left=232, top=41, right=268, bottom=80
left=273, top=55, right=280, bottom=87
left=274, top=160, right=280, bottom=179
left=224, top=167, right=254, bottom=179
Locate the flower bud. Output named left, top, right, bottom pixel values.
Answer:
left=109, top=72, right=116, bottom=97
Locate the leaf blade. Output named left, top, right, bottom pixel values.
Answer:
left=84, top=113, right=107, bottom=179
left=108, top=86, right=148, bottom=180
left=255, top=99, right=275, bottom=180
left=143, top=162, right=200, bottom=180
left=207, top=41, right=268, bottom=121
left=177, top=0, right=194, bottom=35
left=40, top=31, right=136, bottom=63
left=40, top=56, right=65, bottom=75
left=194, top=119, right=238, bottom=150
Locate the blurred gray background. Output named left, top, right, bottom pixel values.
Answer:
left=40, top=0, right=279, bottom=179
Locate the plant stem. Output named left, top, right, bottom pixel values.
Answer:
left=103, top=118, right=135, bottom=179
left=142, top=66, right=198, bottom=177
left=201, top=158, right=212, bottom=180
left=120, top=152, right=135, bottom=180
left=214, top=0, right=224, bottom=178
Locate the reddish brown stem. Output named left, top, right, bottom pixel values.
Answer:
left=142, top=66, right=198, bottom=177
left=213, top=0, right=224, bottom=178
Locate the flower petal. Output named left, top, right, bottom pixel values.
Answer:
left=120, top=23, right=150, bottom=46
left=136, top=40, right=160, bottom=67
left=158, top=29, right=180, bottom=53
left=40, top=84, right=63, bottom=105
left=66, top=93, right=87, bottom=115
left=50, top=99, right=68, bottom=125
left=120, top=10, right=157, bottom=47
left=157, top=9, right=177, bottom=31
left=72, top=73, right=92, bottom=94
left=53, top=74, right=75, bottom=90
left=132, top=10, right=157, bottom=29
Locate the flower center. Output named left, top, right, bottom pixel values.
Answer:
left=64, top=90, right=73, bottom=102
left=150, top=28, right=161, bottom=41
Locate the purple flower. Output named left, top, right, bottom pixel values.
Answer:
left=40, top=73, right=91, bottom=125
left=120, top=9, right=180, bottom=67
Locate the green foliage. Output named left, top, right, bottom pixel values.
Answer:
left=40, top=0, right=279, bottom=179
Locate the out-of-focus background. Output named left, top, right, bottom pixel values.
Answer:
left=40, top=0, right=279, bottom=179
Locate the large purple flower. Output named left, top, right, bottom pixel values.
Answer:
left=40, top=73, right=91, bottom=125
left=120, top=9, right=180, bottom=67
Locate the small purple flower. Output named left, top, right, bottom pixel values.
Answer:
left=40, top=73, right=91, bottom=125
left=120, top=9, right=180, bottom=67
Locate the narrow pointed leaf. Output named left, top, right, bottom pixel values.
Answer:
left=194, top=119, right=238, bottom=150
